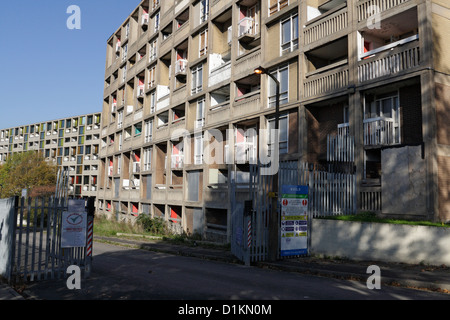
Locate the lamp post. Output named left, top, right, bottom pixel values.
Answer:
left=254, top=66, right=280, bottom=261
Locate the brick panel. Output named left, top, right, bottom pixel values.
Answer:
left=435, top=83, right=450, bottom=145
left=438, top=155, right=450, bottom=221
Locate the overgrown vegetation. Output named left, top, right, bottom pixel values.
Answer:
left=94, top=214, right=172, bottom=237
left=320, top=211, right=450, bottom=228
left=0, top=152, right=57, bottom=199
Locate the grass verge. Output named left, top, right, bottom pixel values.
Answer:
left=318, top=211, right=450, bottom=228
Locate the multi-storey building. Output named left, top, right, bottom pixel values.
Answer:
left=97, top=0, right=450, bottom=241
left=0, top=113, right=102, bottom=199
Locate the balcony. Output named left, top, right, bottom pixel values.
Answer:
left=357, top=36, right=420, bottom=83
left=363, top=117, right=396, bottom=146
left=303, top=3, right=348, bottom=46
left=357, top=0, right=411, bottom=22
left=174, top=59, right=188, bottom=76
left=133, top=161, right=141, bottom=174
left=234, top=48, right=261, bottom=77
left=233, top=89, right=261, bottom=118
left=209, top=60, right=231, bottom=87
left=303, top=62, right=349, bottom=99
left=238, top=17, right=257, bottom=43
left=171, top=154, right=184, bottom=170
left=136, top=85, right=145, bottom=98
left=142, top=13, right=149, bottom=25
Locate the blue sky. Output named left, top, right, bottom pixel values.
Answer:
left=0, top=0, right=141, bottom=129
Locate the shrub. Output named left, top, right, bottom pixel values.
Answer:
left=136, top=214, right=168, bottom=236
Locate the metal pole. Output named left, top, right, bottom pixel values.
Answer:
left=268, top=72, right=280, bottom=262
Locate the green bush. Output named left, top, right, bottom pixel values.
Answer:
left=136, top=214, right=168, bottom=236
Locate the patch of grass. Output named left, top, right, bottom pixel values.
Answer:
left=93, top=215, right=144, bottom=237
left=319, top=212, right=450, bottom=228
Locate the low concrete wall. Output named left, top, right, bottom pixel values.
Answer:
left=311, top=219, right=450, bottom=265
left=0, top=198, right=15, bottom=278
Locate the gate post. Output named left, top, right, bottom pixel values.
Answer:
left=84, top=197, right=95, bottom=278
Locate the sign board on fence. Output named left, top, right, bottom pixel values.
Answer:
left=61, top=199, right=87, bottom=248
left=280, top=185, right=308, bottom=257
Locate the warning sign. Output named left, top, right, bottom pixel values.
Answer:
left=61, top=200, right=87, bottom=248
left=280, top=185, right=308, bottom=257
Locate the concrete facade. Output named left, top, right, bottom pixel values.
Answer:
left=95, top=0, right=450, bottom=243
left=0, top=113, right=102, bottom=200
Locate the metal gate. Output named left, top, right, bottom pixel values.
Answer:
left=6, top=170, right=93, bottom=284
left=230, top=160, right=356, bottom=264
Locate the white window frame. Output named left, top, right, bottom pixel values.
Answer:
left=199, top=29, right=208, bottom=56
left=196, top=98, right=205, bottom=129
left=148, top=66, right=156, bottom=88
left=268, top=64, right=289, bottom=108
left=122, top=43, right=128, bottom=62
left=280, top=14, right=298, bottom=55
left=267, top=113, right=289, bottom=156
left=194, top=133, right=204, bottom=165
left=144, top=119, right=153, bottom=143
left=143, top=147, right=152, bottom=171
left=117, top=110, right=124, bottom=129
left=150, top=91, right=156, bottom=113
left=200, top=0, right=209, bottom=23
left=149, top=39, right=157, bottom=62
left=154, top=12, right=160, bottom=31
left=191, top=64, right=203, bottom=95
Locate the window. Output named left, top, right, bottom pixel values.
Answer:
left=148, top=66, right=156, bottom=88
left=268, top=65, right=289, bottom=108
left=194, top=133, right=203, bottom=165
left=155, top=12, right=160, bottom=31
left=143, top=147, right=152, bottom=171
left=267, top=114, right=288, bottom=156
left=196, top=98, right=205, bottom=128
left=150, top=91, right=156, bottom=113
left=364, top=92, right=401, bottom=144
left=269, top=0, right=288, bottom=16
left=144, top=119, right=153, bottom=143
left=122, top=43, right=128, bottom=62
left=199, top=29, right=208, bottom=56
left=122, top=65, right=127, bottom=83
left=191, top=64, right=203, bottom=95
left=149, top=39, right=157, bottom=62
left=200, top=0, right=209, bottom=23
left=281, top=14, right=298, bottom=55
left=117, top=110, right=124, bottom=129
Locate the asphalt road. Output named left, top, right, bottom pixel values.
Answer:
left=20, top=240, right=450, bottom=303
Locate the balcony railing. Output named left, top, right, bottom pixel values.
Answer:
left=142, top=13, right=149, bottom=25
left=363, top=117, right=395, bottom=146
left=358, top=36, right=420, bottom=83
left=303, top=63, right=349, bottom=98
left=238, top=17, right=257, bottom=39
left=235, top=142, right=257, bottom=164
left=175, top=59, right=188, bottom=75
left=303, top=4, right=348, bottom=46
left=171, top=154, right=184, bottom=169
left=133, top=162, right=141, bottom=173
left=357, top=0, right=411, bottom=22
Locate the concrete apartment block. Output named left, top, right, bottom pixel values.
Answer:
left=0, top=113, right=102, bottom=200
left=95, top=0, right=450, bottom=242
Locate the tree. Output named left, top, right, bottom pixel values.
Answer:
left=0, top=152, right=57, bottom=199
